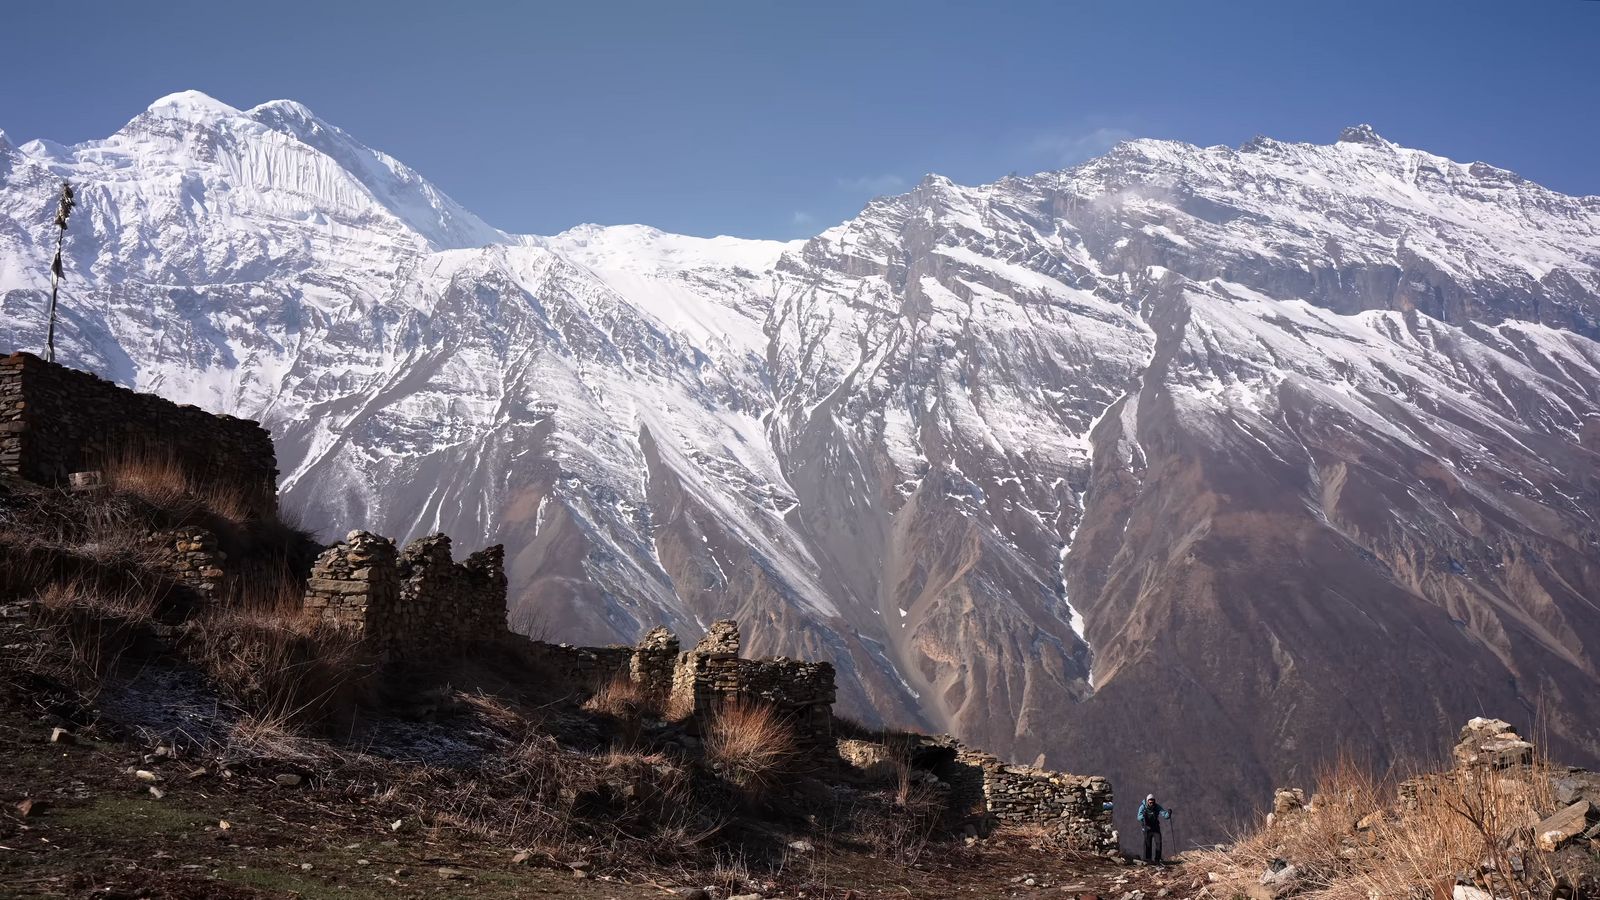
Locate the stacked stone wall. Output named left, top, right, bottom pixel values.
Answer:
left=392, top=534, right=507, bottom=654
left=301, top=531, right=399, bottom=635
left=301, top=531, right=507, bottom=657
left=151, top=527, right=226, bottom=596
left=630, top=626, right=680, bottom=697
left=669, top=620, right=837, bottom=746
left=0, top=353, right=277, bottom=516
left=955, top=749, right=1116, bottom=853
left=520, top=642, right=635, bottom=691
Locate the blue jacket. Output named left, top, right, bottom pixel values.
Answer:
left=1137, top=800, right=1170, bottom=830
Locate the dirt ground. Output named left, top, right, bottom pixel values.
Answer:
left=0, top=707, right=1201, bottom=900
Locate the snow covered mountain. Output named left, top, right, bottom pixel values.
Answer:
left=4, top=94, right=1599, bottom=839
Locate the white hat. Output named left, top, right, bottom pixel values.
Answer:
left=1146, top=794, right=1155, bottom=801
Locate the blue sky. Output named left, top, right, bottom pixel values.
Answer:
left=2, top=0, right=1596, bottom=239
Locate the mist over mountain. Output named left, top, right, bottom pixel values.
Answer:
left=4, top=92, right=1598, bottom=839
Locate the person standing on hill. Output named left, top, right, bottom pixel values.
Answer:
left=1137, top=793, right=1171, bottom=863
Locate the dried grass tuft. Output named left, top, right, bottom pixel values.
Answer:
left=102, top=445, right=268, bottom=526
left=703, top=699, right=796, bottom=790
left=182, top=593, right=370, bottom=732
left=1190, top=749, right=1568, bottom=899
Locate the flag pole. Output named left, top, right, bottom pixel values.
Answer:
left=44, top=181, right=76, bottom=363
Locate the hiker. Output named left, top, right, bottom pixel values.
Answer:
left=1137, top=793, right=1171, bottom=862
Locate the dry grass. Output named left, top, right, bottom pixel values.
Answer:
left=101, top=445, right=268, bottom=526
left=1191, top=751, right=1570, bottom=899
left=704, top=699, right=796, bottom=790
left=419, top=735, right=714, bottom=870
left=27, top=580, right=162, bottom=691
left=180, top=572, right=370, bottom=732
left=583, top=674, right=659, bottom=720
left=183, top=606, right=369, bottom=732
left=583, top=674, right=661, bottom=747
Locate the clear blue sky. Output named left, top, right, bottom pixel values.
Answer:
left=2, top=0, right=1596, bottom=239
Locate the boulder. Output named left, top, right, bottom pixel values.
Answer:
left=1258, top=860, right=1300, bottom=899
left=1534, top=800, right=1597, bottom=852
left=1452, top=718, right=1533, bottom=770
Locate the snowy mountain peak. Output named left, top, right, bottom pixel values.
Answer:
left=1337, top=123, right=1389, bottom=146
left=248, top=98, right=319, bottom=120
left=141, top=89, right=240, bottom=122
left=543, top=222, right=801, bottom=274
left=3, top=96, right=1599, bottom=841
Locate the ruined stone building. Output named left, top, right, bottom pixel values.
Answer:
left=0, top=352, right=278, bottom=516
left=3, top=353, right=1118, bottom=853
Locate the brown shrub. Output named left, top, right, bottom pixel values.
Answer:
left=183, top=601, right=370, bottom=732
left=704, top=699, right=796, bottom=789
left=101, top=445, right=266, bottom=526
left=583, top=674, right=658, bottom=720
left=583, top=674, right=661, bottom=747
left=28, top=580, right=162, bottom=690
left=1190, top=750, right=1567, bottom=899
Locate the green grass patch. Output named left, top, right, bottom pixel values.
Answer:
left=50, top=792, right=214, bottom=838
left=214, top=862, right=384, bottom=900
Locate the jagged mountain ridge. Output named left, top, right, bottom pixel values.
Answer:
left=4, top=93, right=1599, bottom=840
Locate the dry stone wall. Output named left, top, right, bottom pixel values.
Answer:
left=669, top=620, right=837, bottom=746
left=302, top=531, right=400, bottom=636
left=394, top=534, right=507, bottom=653
left=151, top=527, right=226, bottom=596
left=954, top=749, right=1117, bottom=853
left=521, top=642, right=635, bottom=690
left=0, top=353, right=277, bottom=516
left=630, top=626, right=680, bottom=697
left=301, top=531, right=508, bottom=657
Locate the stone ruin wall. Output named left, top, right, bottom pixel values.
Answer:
left=301, top=530, right=506, bottom=656
left=955, top=749, right=1116, bottom=852
left=668, top=619, right=837, bottom=747
left=1396, top=716, right=1538, bottom=811
left=0, top=358, right=1120, bottom=845
left=0, top=352, right=278, bottom=517
left=150, top=527, right=227, bottom=597
left=301, top=531, right=399, bottom=636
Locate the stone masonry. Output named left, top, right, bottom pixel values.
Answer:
left=1399, top=717, right=1540, bottom=811
left=394, top=534, right=507, bottom=652
left=669, top=619, right=837, bottom=747
left=151, top=527, right=227, bottom=596
left=955, top=748, right=1117, bottom=852
left=630, top=626, right=680, bottom=697
left=301, top=530, right=507, bottom=657
left=301, top=531, right=401, bottom=639
left=0, top=352, right=278, bottom=516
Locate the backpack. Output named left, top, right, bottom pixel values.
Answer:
left=1139, top=801, right=1160, bottom=828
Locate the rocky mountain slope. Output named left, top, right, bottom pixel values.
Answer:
left=4, top=95, right=1599, bottom=839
